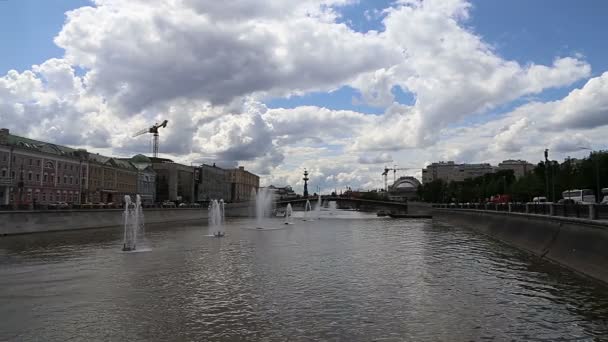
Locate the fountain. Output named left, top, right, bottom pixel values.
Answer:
left=328, top=201, right=337, bottom=215
left=122, top=195, right=144, bottom=251
left=315, top=193, right=322, bottom=220
left=303, top=200, right=312, bottom=221
left=255, top=187, right=274, bottom=228
left=284, top=203, right=293, bottom=225
left=209, top=199, right=225, bottom=237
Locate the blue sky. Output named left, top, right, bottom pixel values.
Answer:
left=2, top=0, right=607, bottom=114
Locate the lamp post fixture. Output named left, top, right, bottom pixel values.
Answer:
left=544, top=149, right=550, bottom=201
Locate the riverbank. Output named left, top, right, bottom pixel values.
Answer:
left=0, top=202, right=254, bottom=235
left=433, top=208, right=608, bottom=285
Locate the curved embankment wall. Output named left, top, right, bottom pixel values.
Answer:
left=433, top=209, right=608, bottom=285
left=0, top=202, right=256, bottom=235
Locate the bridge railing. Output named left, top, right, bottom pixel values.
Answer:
left=432, top=202, right=608, bottom=221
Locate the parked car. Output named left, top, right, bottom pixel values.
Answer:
left=81, top=202, right=94, bottom=209
left=191, top=203, right=201, bottom=208
left=52, top=202, right=69, bottom=209
left=162, top=201, right=176, bottom=208
left=178, top=202, right=189, bottom=208
left=557, top=198, right=576, bottom=205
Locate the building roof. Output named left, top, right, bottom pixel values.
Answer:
left=131, top=154, right=152, bottom=163
left=4, top=131, right=86, bottom=159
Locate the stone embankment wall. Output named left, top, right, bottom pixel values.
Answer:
left=0, top=202, right=256, bottom=235
left=434, top=209, right=608, bottom=285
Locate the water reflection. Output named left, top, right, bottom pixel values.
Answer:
left=1, top=213, right=607, bottom=341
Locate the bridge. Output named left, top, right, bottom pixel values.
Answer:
left=275, top=196, right=409, bottom=212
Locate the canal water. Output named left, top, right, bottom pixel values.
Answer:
left=1, top=211, right=608, bottom=341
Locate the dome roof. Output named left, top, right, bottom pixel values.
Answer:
left=131, top=154, right=151, bottom=163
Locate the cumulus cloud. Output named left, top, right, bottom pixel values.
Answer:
left=358, top=153, right=393, bottom=164
left=55, top=0, right=395, bottom=113
left=352, top=0, right=591, bottom=149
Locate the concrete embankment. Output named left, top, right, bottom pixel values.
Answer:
left=434, top=209, right=608, bottom=285
left=0, top=202, right=255, bottom=235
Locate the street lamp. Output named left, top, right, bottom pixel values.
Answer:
left=578, top=147, right=600, bottom=203
left=544, top=149, right=550, bottom=201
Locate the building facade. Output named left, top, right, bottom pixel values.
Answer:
left=195, top=163, right=231, bottom=202
left=151, top=158, right=195, bottom=203
left=497, top=160, right=534, bottom=178
left=0, top=128, right=87, bottom=206
left=422, top=161, right=494, bottom=184
left=227, top=166, right=260, bottom=202
left=267, top=185, right=297, bottom=200
left=86, top=154, right=137, bottom=204
left=129, top=155, right=156, bottom=205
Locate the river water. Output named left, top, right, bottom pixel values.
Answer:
left=1, top=210, right=608, bottom=341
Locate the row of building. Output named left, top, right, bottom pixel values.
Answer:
left=0, top=128, right=259, bottom=206
left=421, top=160, right=535, bottom=184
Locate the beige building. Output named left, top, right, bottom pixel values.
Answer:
left=422, top=161, right=494, bottom=184
left=497, top=160, right=534, bottom=178
left=227, top=166, right=259, bottom=202
left=86, top=154, right=138, bottom=204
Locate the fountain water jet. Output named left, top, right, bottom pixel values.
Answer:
left=329, top=201, right=337, bottom=215
left=284, top=203, right=293, bottom=225
left=303, top=200, right=312, bottom=221
left=122, top=195, right=144, bottom=251
left=315, top=193, right=322, bottom=220
left=255, top=187, right=274, bottom=228
left=209, top=199, right=225, bottom=237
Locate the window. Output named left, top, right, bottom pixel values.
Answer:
left=64, top=176, right=67, bottom=184
left=1, top=169, right=5, bottom=177
left=28, top=172, right=32, bottom=181
left=50, top=193, right=53, bottom=202
left=69, top=177, right=73, bottom=185
left=44, top=173, right=48, bottom=182
left=42, top=192, right=46, bottom=201
left=37, top=160, right=40, bottom=167
left=58, top=163, right=61, bottom=169
left=36, top=174, right=40, bottom=182
left=29, top=159, right=32, bottom=165
left=11, top=171, right=15, bottom=179
left=70, top=165, right=73, bottom=171
left=12, top=155, right=15, bottom=162
left=64, top=164, right=67, bottom=170
left=57, top=176, right=61, bottom=184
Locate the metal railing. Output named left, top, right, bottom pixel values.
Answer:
left=433, top=202, right=608, bottom=221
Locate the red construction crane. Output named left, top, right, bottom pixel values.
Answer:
left=133, top=120, right=168, bottom=158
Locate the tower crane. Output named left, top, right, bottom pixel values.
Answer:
left=133, top=120, right=168, bottom=158
left=382, top=166, right=391, bottom=192
left=382, top=165, right=417, bottom=191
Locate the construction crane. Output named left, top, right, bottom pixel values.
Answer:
left=133, top=120, right=168, bottom=158
left=382, top=165, right=416, bottom=191
left=382, top=166, right=391, bottom=192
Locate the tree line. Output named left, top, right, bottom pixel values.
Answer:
left=416, top=151, right=608, bottom=203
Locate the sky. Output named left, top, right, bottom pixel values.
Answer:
left=1, top=0, right=608, bottom=193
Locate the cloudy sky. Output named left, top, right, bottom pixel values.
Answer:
left=2, top=0, right=608, bottom=193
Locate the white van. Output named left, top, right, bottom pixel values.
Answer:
left=601, top=188, right=608, bottom=204
left=562, top=189, right=595, bottom=204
